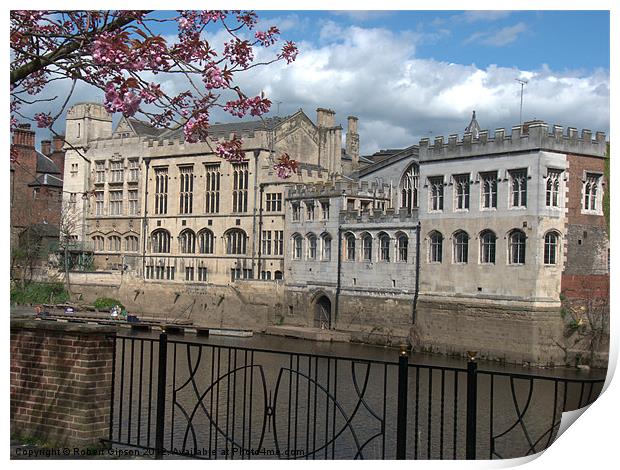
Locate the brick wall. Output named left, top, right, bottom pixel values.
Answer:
left=561, top=274, right=610, bottom=299
left=10, top=319, right=116, bottom=447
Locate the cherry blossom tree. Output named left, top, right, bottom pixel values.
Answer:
left=10, top=10, right=299, bottom=176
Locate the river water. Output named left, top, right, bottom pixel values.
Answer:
left=109, top=329, right=606, bottom=460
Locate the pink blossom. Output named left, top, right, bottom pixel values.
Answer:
left=215, top=137, right=246, bottom=163
left=280, top=41, right=299, bottom=64
left=34, top=112, right=54, bottom=128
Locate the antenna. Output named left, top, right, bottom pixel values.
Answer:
left=275, top=101, right=283, bottom=116
left=515, top=78, right=528, bottom=125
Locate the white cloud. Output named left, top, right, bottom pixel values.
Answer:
left=465, top=22, right=528, bottom=47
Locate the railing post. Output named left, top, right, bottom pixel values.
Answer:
left=155, top=330, right=168, bottom=459
left=466, top=351, right=478, bottom=460
left=396, top=345, right=409, bottom=459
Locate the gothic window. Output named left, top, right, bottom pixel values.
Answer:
left=453, top=231, right=469, bottom=264
left=307, top=233, right=317, bottom=260
left=226, top=229, right=247, bottom=255
left=232, top=163, right=249, bottom=213
left=321, top=233, right=332, bottom=261
left=362, top=233, right=373, bottom=261
left=321, top=201, right=330, bottom=220
left=397, top=233, right=408, bottom=262
left=292, top=202, right=301, bottom=221
left=154, top=167, right=168, bottom=215
left=429, top=176, right=444, bottom=211
left=108, top=235, right=121, bottom=252
left=125, top=235, right=139, bottom=252
left=305, top=201, right=315, bottom=221
left=179, top=166, right=194, bottom=215
left=453, top=174, right=470, bottom=210
left=544, top=231, right=559, bottom=265
left=179, top=229, right=196, bottom=254
left=151, top=229, right=170, bottom=254
left=92, top=235, right=105, bottom=251
left=584, top=173, right=601, bottom=211
left=400, top=164, right=419, bottom=212
left=509, top=169, right=528, bottom=207
left=509, top=230, right=526, bottom=264
left=429, top=231, right=443, bottom=263
left=205, top=163, right=221, bottom=214
left=198, top=229, right=215, bottom=254
left=292, top=233, right=302, bottom=260
left=345, top=233, right=356, bottom=261
left=379, top=232, right=391, bottom=262
left=479, top=230, right=496, bottom=264
left=480, top=171, right=498, bottom=209
left=546, top=169, right=562, bottom=208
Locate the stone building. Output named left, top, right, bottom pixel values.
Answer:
left=62, top=103, right=357, bottom=285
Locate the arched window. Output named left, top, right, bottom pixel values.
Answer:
left=400, top=164, right=419, bottom=212
left=92, top=235, right=105, bottom=251
left=151, top=229, right=170, bottom=253
left=179, top=229, right=196, bottom=254
left=197, top=229, right=215, bottom=254
left=321, top=233, right=332, bottom=261
left=479, top=230, right=496, bottom=264
left=125, top=235, right=139, bottom=252
left=453, top=231, right=469, bottom=264
left=292, top=233, right=302, bottom=260
left=225, top=229, right=247, bottom=255
left=274, top=270, right=283, bottom=280
left=307, top=233, right=317, bottom=260
left=379, top=232, right=391, bottom=262
left=509, top=230, right=526, bottom=264
left=109, top=235, right=121, bottom=252
left=429, top=231, right=443, bottom=263
left=397, top=233, right=408, bottom=262
left=362, top=233, right=373, bottom=261
left=345, top=233, right=356, bottom=261
left=544, top=232, right=559, bottom=265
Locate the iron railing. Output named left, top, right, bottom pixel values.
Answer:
left=104, top=333, right=605, bottom=460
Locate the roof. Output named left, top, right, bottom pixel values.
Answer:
left=159, top=115, right=290, bottom=140
left=36, top=151, right=61, bottom=175
left=340, top=149, right=374, bottom=164
left=464, top=110, right=481, bottom=139
left=127, top=119, right=167, bottom=137
left=354, top=145, right=419, bottom=179
left=28, top=173, right=63, bottom=188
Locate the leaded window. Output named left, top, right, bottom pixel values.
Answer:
left=509, top=230, right=526, bottom=264
left=454, top=231, right=469, bottom=263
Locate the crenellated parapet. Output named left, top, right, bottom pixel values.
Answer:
left=285, top=179, right=391, bottom=200
left=419, top=120, right=607, bottom=161
left=339, top=207, right=417, bottom=224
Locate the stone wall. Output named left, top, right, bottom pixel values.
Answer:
left=10, top=319, right=115, bottom=447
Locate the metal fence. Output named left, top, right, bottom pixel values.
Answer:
left=103, top=333, right=605, bottom=460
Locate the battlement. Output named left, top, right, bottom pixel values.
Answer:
left=419, top=121, right=607, bottom=161
left=286, top=180, right=391, bottom=200
left=339, top=207, right=417, bottom=224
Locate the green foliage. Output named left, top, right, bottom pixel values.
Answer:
left=93, top=297, right=124, bottom=310
left=10, top=282, right=69, bottom=305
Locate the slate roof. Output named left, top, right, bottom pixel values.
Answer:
left=159, top=116, right=290, bottom=140
left=28, top=173, right=63, bottom=188
left=127, top=119, right=167, bottom=137
left=36, top=151, right=61, bottom=175
left=354, top=145, right=419, bottom=179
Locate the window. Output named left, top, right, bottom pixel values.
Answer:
left=480, top=171, right=497, bottom=209
left=274, top=231, right=284, bottom=256
left=379, top=233, right=390, bottom=262
left=128, top=189, right=138, bottom=215
left=198, top=229, right=214, bottom=254
left=95, top=161, right=105, bottom=183
left=262, top=230, right=272, bottom=255
left=231, top=268, right=253, bottom=281
left=509, top=169, right=527, bottom=207
left=179, top=229, right=196, bottom=254
left=198, top=266, right=208, bottom=282
left=274, top=271, right=283, bottom=280
left=71, top=163, right=78, bottom=175
left=109, top=190, right=123, bottom=215
left=108, top=235, right=121, bottom=252
left=362, top=233, right=373, bottom=261
left=321, top=233, right=332, bottom=261
left=205, top=163, right=221, bottom=214
left=128, top=159, right=139, bottom=182
left=307, top=234, right=317, bottom=260
left=453, top=231, right=469, bottom=264
left=154, top=167, right=168, bottom=215
left=479, top=230, right=496, bottom=264
left=292, top=203, right=301, bottom=221
left=292, top=234, right=302, bottom=260
left=306, top=201, right=315, bottom=221
left=261, top=271, right=272, bottom=280
left=125, top=235, right=139, bottom=252
left=226, top=229, right=247, bottom=255
left=454, top=174, right=470, bottom=210
left=321, top=201, right=330, bottom=220
left=110, top=160, right=124, bottom=183
left=151, top=229, right=170, bottom=253
left=232, top=163, right=249, bottom=212
left=185, top=266, right=195, bottom=281
left=266, top=193, right=282, bottom=212
left=429, top=231, right=443, bottom=263
left=584, top=173, right=601, bottom=211
left=429, top=176, right=444, bottom=211
left=345, top=233, right=356, bottom=261
left=69, top=192, right=77, bottom=203
left=397, top=234, right=408, bottom=262
left=544, top=232, right=559, bottom=265
left=401, top=164, right=419, bottom=212
left=546, top=169, right=562, bottom=208
left=95, top=191, right=104, bottom=215
left=92, top=235, right=105, bottom=251
left=179, top=166, right=194, bottom=214
left=509, top=230, right=526, bottom=264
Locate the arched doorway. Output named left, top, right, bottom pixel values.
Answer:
left=313, top=295, right=332, bottom=329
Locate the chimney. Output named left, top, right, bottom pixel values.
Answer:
left=52, top=135, right=64, bottom=152
left=41, top=140, right=51, bottom=156
left=316, top=108, right=335, bottom=127
left=13, top=123, right=35, bottom=148
left=346, top=116, right=360, bottom=169
left=50, top=135, right=66, bottom=175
